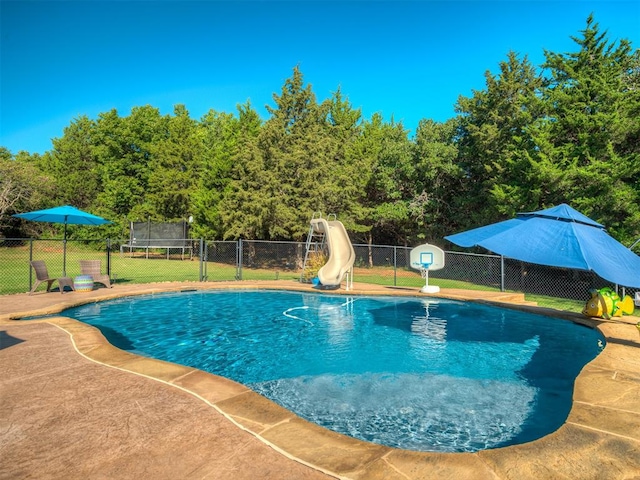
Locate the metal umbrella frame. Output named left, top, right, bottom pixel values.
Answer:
left=13, top=205, right=112, bottom=276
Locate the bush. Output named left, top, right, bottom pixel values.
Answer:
left=301, top=252, right=328, bottom=283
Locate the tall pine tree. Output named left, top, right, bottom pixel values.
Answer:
left=532, top=14, right=640, bottom=242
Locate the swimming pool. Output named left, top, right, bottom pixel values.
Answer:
left=58, top=290, right=604, bottom=452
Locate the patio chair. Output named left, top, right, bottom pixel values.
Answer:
left=79, top=260, right=112, bottom=288
left=29, top=260, right=74, bottom=295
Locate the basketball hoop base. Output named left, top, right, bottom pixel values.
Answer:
left=419, top=265, right=439, bottom=294
left=420, top=285, right=440, bottom=294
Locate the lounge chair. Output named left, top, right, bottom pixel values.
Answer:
left=29, top=260, right=74, bottom=295
left=79, top=260, right=112, bottom=288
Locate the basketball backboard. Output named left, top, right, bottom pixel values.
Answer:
left=410, top=244, right=445, bottom=271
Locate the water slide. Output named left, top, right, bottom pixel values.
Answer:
left=310, top=218, right=356, bottom=288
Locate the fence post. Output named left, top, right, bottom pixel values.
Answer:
left=204, top=239, right=209, bottom=281
left=29, top=239, right=34, bottom=291
left=198, top=238, right=204, bottom=282
left=393, top=246, right=397, bottom=286
left=199, top=238, right=209, bottom=282
left=500, top=255, right=505, bottom=292
left=106, top=238, right=111, bottom=276
left=237, top=239, right=243, bottom=280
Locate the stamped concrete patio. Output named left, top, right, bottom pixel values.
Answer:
left=1, top=281, right=639, bottom=479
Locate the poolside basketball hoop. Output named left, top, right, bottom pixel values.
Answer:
left=410, top=244, right=445, bottom=294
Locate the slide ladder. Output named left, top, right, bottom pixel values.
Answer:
left=302, top=213, right=355, bottom=290
left=301, top=212, right=332, bottom=280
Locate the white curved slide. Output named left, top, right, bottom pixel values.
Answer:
left=310, top=218, right=356, bottom=288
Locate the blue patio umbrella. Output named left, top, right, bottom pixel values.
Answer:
left=13, top=205, right=112, bottom=276
left=444, top=204, right=640, bottom=288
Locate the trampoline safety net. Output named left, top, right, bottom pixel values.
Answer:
left=128, top=221, right=190, bottom=248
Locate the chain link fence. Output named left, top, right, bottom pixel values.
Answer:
left=1, top=238, right=638, bottom=313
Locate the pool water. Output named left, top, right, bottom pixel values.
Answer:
left=58, top=290, right=604, bottom=452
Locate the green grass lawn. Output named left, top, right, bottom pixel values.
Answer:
left=2, top=244, right=637, bottom=316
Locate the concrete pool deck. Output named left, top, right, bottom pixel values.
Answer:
left=1, top=281, right=639, bottom=479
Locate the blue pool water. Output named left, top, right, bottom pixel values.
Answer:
left=56, top=290, right=604, bottom=452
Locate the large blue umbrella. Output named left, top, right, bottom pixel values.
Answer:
left=13, top=205, right=112, bottom=276
left=444, top=204, right=640, bottom=288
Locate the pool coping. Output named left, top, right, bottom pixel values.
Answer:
left=2, top=281, right=639, bottom=479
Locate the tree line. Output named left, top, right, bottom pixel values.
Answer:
left=2, top=15, right=639, bottom=248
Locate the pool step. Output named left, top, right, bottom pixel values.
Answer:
left=436, top=289, right=537, bottom=306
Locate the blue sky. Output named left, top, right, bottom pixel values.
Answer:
left=1, top=1, right=639, bottom=155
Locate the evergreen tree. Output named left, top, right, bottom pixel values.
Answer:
left=532, top=14, right=640, bottom=242
left=192, top=102, right=261, bottom=239
left=146, top=104, right=201, bottom=221
left=221, top=66, right=336, bottom=240
left=43, top=115, right=100, bottom=209
left=322, top=88, right=367, bottom=226
left=94, top=106, right=166, bottom=224
left=349, top=113, right=413, bottom=251
left=410, top=118, right=461, bottom=242
left=455, top=51, right=544, bottom=225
